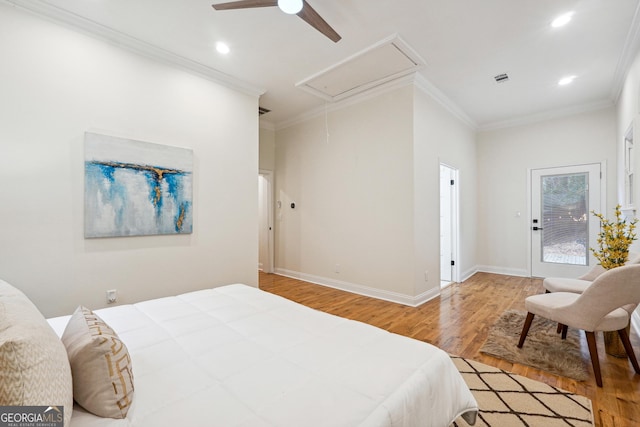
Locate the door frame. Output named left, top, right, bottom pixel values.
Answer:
left=526, top=161, right=606, bottom=278
left=259, top=169, right=275, bottom=274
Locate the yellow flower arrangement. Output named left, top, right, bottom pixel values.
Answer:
left=590, top=205, right=638, bottom=269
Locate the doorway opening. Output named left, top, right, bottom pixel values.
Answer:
left=258, top=170, right=274, bottom=274
left=440, top=164, right=459, bottom=288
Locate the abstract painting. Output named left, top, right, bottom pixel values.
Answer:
left=84, top=132, right=193, bottom=238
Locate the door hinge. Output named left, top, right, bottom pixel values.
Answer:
left=450, top=260, right=455, bottom=266
left=450, top=179, right=455, bottom=185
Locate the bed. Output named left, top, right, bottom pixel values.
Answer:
left=2, top=280, right=478, bottom=426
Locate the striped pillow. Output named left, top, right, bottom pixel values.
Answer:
left=62, top=306, right=134, bottom=419
left=0, top=280, right=73, bottom=427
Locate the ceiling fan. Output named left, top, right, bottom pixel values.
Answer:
left=212, top=0, right=341, bottom=43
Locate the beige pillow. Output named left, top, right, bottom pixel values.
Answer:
left=62, top=306, right=134, bottom=419
left=0, top=280, right=73, bottom=427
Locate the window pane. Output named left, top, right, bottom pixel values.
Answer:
left=541, top=173, right=588, bottom=265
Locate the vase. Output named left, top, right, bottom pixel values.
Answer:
left=603, top=323, right=631, bottom=358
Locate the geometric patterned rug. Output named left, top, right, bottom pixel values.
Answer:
left=450, top=356, right=594, bottom=427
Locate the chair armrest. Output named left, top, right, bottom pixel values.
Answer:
left=543, top=277, right=592, bottom=293
left=578, top=264, right=606, bottom=281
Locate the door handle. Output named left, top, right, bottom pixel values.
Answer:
left=532, top=226, right=543, bottom=231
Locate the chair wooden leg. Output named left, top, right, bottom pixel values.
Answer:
left=518, top=313, right=535, bottom=348
left=585, top=331, right=603, bottom=387
left=618, top=328, right=640, bottom=374
left=561, top=325, right=568, bottom=339
left=557, top=323, right=563, bottom=333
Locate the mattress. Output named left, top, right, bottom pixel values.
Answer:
left=48, top=284, right=477, bottom=426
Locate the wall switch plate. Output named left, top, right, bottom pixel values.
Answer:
left=106, top=289, right=117, bottom=304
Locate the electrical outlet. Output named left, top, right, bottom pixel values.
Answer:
left=335, top=264, right=340, bottom=274
left=424, top=271, right=429, bottom=281
left=106, top=289, right=117, bottom=304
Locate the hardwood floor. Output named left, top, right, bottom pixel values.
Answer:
left=259, top=271, right=640, bottom=427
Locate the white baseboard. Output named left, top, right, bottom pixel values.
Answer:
left=272, top=267, right=640, bottom=337
left=274, top=268, right=440, bottom=307
left=475, top=265, right=529, bottom=278
left=460, top=266, right=479, bottom=282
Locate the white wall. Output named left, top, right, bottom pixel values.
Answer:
left=616, top=49, right=640, bottom=332
left=413, top=87, right=477, bottom=289
left=274, top=81, right=477, bottom=303
left=617, top=50, right=640, bottom=208
left=0, top=5, right=259, bottom=317
left=275, top=86, right=416, bottom=299
left=476, top=108, right=617, bottom=276
left=259, top=126, right=276, bottom=171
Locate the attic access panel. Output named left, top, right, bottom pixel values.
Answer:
left=297, top=36, right=425, bottom=102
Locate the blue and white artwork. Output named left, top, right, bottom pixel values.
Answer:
left=84, top=132, right=193, bottom=238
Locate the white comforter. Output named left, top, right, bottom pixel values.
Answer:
left=48, top=284, right=477, bottom=427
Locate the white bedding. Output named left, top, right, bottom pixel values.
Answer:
left=48, top=284, right=477, bottom=427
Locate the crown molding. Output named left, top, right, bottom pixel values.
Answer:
left=610, top=0, right=640, bottom=103
left=283, top=33, right=476, bottom=131
left=2, top=0, right=265, bottom=98
left=276, top=72, right=420, bottom=131
left=277, top=71, right=614, bottom=134
left=477, top=100, right=614, bottom=132
left=276, top=71, right=479, bottom=131
left=413, top=74, right=477, bottom=130
left=11, top=0, right=627, bottom=135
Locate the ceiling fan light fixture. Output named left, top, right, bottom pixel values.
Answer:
left=278, top=0, right=303, bottom=15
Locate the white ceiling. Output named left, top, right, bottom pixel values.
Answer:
left=9, top=0, right=640, bottom=130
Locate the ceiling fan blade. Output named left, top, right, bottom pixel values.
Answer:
left=297, top=0, right=341, bottom=43
left=212, top=0, right=277, bottom=11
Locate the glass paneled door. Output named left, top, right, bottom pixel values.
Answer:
left=531, top=164, right=602, bottom=278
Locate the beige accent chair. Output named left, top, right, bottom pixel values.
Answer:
left=543, top=252, right=640, bottom=294
left=517, top=264, right=640, bottom=387
left=543, top=252, right=640, bottom=338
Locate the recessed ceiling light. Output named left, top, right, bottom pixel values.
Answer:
left=551, top=11, right=574, bottom=28
left=558, top=75, right=576, bottom=86
left=216, top=42, right=230, bottom=55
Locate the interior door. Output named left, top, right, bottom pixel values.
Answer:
left=531, top=164, right=602, bottom=278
